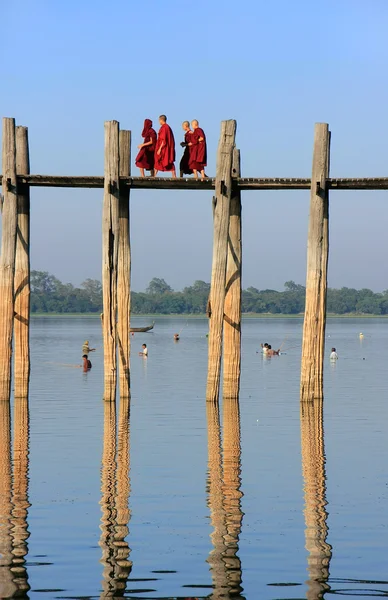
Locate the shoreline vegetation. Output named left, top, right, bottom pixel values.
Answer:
left=30, top=271, right=388, bottom=317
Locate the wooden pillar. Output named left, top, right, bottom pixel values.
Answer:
left=102, top=121, right=120, bottom=402
left=14, top=127, right=31, bottom=399
left=206, top=120, right=237, bottom=403
left=300, top=400, right=332, bottom=598
left=300, top=123, right=330, bottom=401
left=223, top=148, right=242, bottom=400
left=117, top=131, right=131, bottom=398
left=0, top=118, right=18, bottom=402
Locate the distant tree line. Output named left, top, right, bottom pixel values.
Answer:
left=30, top=271, right=388, bottom=315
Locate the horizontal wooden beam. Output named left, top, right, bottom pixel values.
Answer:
left=1, top=174, right=388, bottom=191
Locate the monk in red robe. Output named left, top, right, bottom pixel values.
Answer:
left=154, top=115, right=176, bottom=177
left=135, top=119, right=157, bottom=177
left=189, top=120, right=207, bottom=180
left=179, top=121, right=193, bottom=177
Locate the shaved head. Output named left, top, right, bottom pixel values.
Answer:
left=182, top=120, right=190, bottom=127
left=191, top=119, right=199, bottom=129
left=159, top=114, right=167, bottom=123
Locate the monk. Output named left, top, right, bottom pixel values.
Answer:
left=135, top=119, right=157, bottom=177
left=154, top=115, right=176, bottom=177
left=179, top=121, right=193, bottom=177
left=189, top=120, right=207, bottom=180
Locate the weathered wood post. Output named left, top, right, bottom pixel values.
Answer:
left=300, top=400, right=332, bottom=599
left=117, top=131, right=131, bottom=398
left=223, top=148, right=242, bottom=400
left=14, top=127, right=31, bottom=399
left=0, top=118, right=18, bottom=401
left=300, top=123, right=330, bottom=401
left=102, top=121, right=120, bottom=402
left=206, top=120, right=237, bottom=403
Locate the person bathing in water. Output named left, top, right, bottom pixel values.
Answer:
left=266, top=345, right=280, bottom=356
left=139, top=343, right=148, bottom=357
left=82, top=355, right=92, bottom=371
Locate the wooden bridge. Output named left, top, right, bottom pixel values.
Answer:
left=0, top=117, right=385, bottom=403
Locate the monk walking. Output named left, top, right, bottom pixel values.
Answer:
left=189, top=120, right=207, bottom=180
left=135, top=118, right=157, bottom=177
left=154, top=115, right=176, bottom=178
left=179, top=121, right=193, bottom=178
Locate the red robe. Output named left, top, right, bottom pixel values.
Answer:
left=179, top=130, right=193, bottom=175
left=135, top=119, right=157, bottom=170
left=189, top=127, right=207, bottom=170
left=155, top=123, right=175, bottom=171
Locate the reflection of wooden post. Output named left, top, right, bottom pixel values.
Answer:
left=0, top=402, right=17, bottom=596
left=114, top=395, right=132, bottom=590
left=206, top=402, right=228, bottom=593
left=118, top=132, right=131, bottom=398
left=222, top=398, right=244, bottom=596
left=207, top=120, right=237, bottom=403
left=300, top=400, right=332, bottom=599
left=301, top=123, right=330, bottom=401
left=102, top=121, right=120, bottom=402
left=99, top=401, right=117, bottom=597
left=223, top=148, right=242, bottom=400
left=14, top=126, right=31, bottom=399
left=0, top=118, right=18, bottom=401
left=11, top=398, right=30, bottom=594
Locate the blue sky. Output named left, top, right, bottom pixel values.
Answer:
left=2, top=0, right=388, bottom=291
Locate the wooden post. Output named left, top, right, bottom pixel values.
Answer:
left=223, top=148, right=242, bottom=400
left=102, top=121, right=120, bottom=402
left=206, top=120, right=237, bottom=403
left=300, top=400, right=332, bottom=598
left=117, top=131, right=131, bottom=398
left=14, top=127, right=31, bottom=399
left=0, top=118, right=18, bottom=402
left=300, top=123, right=330, bottom=401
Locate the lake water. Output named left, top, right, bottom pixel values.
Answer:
left=1, top=315, right=388, bottom=599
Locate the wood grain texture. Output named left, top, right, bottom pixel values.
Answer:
left=102, top=121, right=120, bottom=401
left=14, top=127, right=31, bottom=398
left=300, top=123, right=330, bottom=401
left=206, top=120, right=236, bottom=403
left=223, top=148, right=242, bottom=400
left=0, top=118, right=18, bottom=401
left=117, top=130, right=131, bottom=398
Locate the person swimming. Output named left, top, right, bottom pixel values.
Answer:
left=174, top=333, right=180, bottom=341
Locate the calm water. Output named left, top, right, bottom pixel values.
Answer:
left=1, top=316, right=388, bottom=599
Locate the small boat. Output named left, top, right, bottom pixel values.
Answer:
left=130, top=322, right=154, bottom=333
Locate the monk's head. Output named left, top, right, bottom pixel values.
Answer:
left=182, top=121, right=190, bottom=131
left=159, top=114, right=167, bottom=125
left=191, top=119, right=199, bottom=130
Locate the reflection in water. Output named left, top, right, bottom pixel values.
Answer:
left=206, top=400, right=245, bottom=599
left=300, top=399, right=332, bottom=600
left=99, top=398, right=132, bottom=598
left=0, top=398, right=30, bottom=599
left=11, top=398, right=31, bottom=596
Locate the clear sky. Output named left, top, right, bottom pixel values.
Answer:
left=2, top=0, right=388, bottom=291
